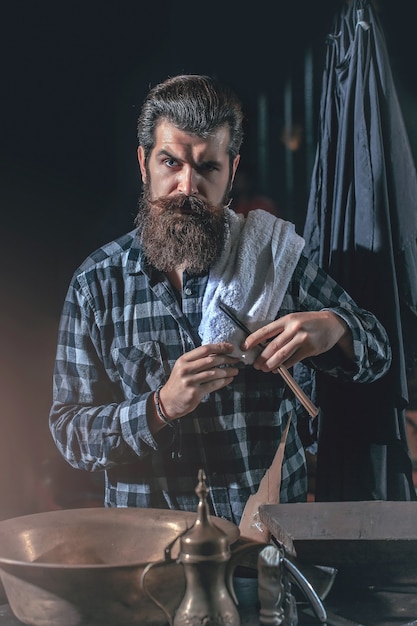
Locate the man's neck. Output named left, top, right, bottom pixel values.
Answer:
left=166, top=268, right=184, bottom=292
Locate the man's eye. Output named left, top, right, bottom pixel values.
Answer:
left=199, top=163, right=218, bottom=173
left=164, top=158, right=178, bottom=168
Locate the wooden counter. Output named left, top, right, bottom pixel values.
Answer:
left=259, top=501, right=417, bottom=585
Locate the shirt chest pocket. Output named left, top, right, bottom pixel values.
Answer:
left=111, top=342, right=169, bottom=397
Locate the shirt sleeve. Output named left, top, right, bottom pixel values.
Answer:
left=49, top=275, right=176, bottom=473
left=281, top=254, right=392, bottom=383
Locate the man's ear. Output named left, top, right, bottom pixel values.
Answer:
left=231, top=154, right=240, bottom=186
left=137, top=146, right=147, bottom=183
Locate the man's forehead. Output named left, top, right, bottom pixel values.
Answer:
left=154, top=119, right=230, bottom=158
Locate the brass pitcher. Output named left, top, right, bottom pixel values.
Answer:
left=141, top=469, right=266, bottom=626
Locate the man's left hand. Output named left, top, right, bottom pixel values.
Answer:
left=242, top=310, right=354, bottom=372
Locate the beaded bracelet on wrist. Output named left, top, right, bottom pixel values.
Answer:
left=154, top=385, right=173, bottom=427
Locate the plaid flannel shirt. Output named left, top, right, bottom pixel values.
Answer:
left=49, top=228, right=391, bottom=524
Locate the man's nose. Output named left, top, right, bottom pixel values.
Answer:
left=177, top=166, right=198, bottom=196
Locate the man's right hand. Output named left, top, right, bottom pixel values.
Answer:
left=156, top=343, right=240, bottom=423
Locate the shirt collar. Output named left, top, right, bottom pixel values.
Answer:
left=125, top=229, right=148, bottom=275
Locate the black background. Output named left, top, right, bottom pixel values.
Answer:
left=1, top=0, right=416, bottom=517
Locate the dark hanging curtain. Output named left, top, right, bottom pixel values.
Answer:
left=301, top=0, right=417, bottom=501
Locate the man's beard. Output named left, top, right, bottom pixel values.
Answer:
left=135, top=190, right=228, bottom=275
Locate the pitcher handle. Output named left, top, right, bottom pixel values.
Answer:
left=141, top=559, right=176, bottom=626
left=140, top=527, right=188, bottom=626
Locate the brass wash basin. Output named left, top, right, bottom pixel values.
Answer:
left=0, top=507, right=239, bottom=626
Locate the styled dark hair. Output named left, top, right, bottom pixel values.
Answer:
left=137, top=74, right=244, bottom=165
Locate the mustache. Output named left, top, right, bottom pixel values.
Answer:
left=148, top=194, right=214, bottom=217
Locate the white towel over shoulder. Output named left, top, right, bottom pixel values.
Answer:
left=198, top=208, right=305, bottom=363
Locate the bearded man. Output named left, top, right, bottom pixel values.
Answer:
left=49, top=74, right=391, bottom=523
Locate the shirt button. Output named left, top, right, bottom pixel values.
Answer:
left=184, top=287, right=192, bottom=296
